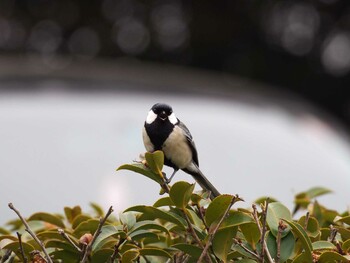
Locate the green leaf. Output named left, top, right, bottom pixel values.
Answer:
left=335, top=215, right=350, bottom=225
left=128, top=229, right=159, bottom=241
left=306, top=187, right=332, bottom=198
left=37, top=230, right=78, bottom=243
left=72, top=219, right=99, bottom=237
left=120, top=212, right=136, bottom=230
left=342, top=239, right=350, bottom=252
left=205, top=194, right=234, bottom=228
left=139, top=248, right=172, bottom=258
left=3, top=241, right=35, bottom=258
left=90, top=202, right=105, bottom=217
left=283, top=219, right=312, bottom=262
left=46, top=239, right=79, bottom=253
left=266, top=231, right=295, bottom=262
left=212, top=226, right=237, bottom=262
left=64, top=206, right=82, bottom=224
left=91, top=249, right=114, bottom=262
left=169, top=181, right=195, bottom=209
left=312, top=241, right=336, bottom=250
left=50, top=250, right=79, bottom=263
left=92, top=225, right=126, bottom=251
left=27, top=212, right=65, bottom=228
left=240, top=222, right=261, bottom=249
left=153, top=197, right=174, bottom=207
left=124, top=205, right=186, bottom=229
left=117, top=163, right=162, bottom=184
left=220, top=211, right=254, bottom=229
left=318, top=251, right=350, bottom=262
left=172, top=243, right=203, bottom=260
left=121, top=249, right=140, bottom=263
left=266, top=202, right=292, bottom=237
left=72, top=214, right=92, bottom=229
left=0, top=227, right=10, bottom=235
left=129, top=220, right=170, bottom=236
left=145, top=151, right=164, bottom=175
left=298, top=215, right=320, bottom=239
left=234, top=259, right=258, bottom=263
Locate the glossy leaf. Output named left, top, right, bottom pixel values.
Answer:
left=169, top=181, right=195, bottom=209
left=72, top=218, right=99, bottom=237
left=124, top=205, right=186, bottom=229
left=342, top=239, right=350, bottom=252
left=139, top=248, right=172, bottom=258
left=267, top=202, right=291, bottom=237
left=205, top=194, right=234, bottom=228
left=334, top=215, right=350, bottom=225
left=283, top=219, right=312, bottom=262
left=240, top=222, right=261, bottom=249
left=121, top=249, right=140, bottom=263
left=3, top=241, right=35, bottom=258
left=128, top=229, right=159, bottom=241
left=312, top=240, right=336, bottom=250
left=71, top=214, right=92, bottom=229
left=172, top=243, right=203, bottom=259
left=212, top=226, right=237, bottom=262
left=129, top=220, right=170, bottom=236
left=318, top=251, right=350, bottom=262
left=90, top=202, right=105, bottom=217
left=145, top=150, right=164, bottom=175
left=298, top=215, right=320, bottom=239
left=306, top=187, right=332, bottom=198
left=46, top=239, right=78, bottom=253
left=28, top=212, right=65, bottom=228
left=91, top=249, right=114, bottom=262
left=120, top=211, right=136, bottom=230
left=64, top=206, right=82, bottom=224
left=117, top=163, right=162, bottom=184
left=153, top=197, right=174, bottom=207
left=92, top=225, right=126, bottom=251
left=266, top=231, right=295, bottom=262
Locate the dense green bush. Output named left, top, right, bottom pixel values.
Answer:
left=1, top=151, right=349, bottom=262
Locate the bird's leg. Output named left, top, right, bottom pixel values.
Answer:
left=164, top=169, right=178, bottom=184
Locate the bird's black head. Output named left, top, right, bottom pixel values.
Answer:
left=145, top=103, right=177, bottom=124
left=151, top=103, right=173, bottom=120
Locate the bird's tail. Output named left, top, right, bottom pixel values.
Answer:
left=185, top=165, right=221, bottom=200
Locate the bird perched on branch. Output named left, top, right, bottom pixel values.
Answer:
left=142, top=103, right=220, bottom=200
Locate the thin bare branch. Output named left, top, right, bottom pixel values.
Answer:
left=16, top=232, right=28, bottom=263
left=198, top=194, right=242, bottom=263
left=58, top=228, right=82, bottom=253
left=80, top=206, right=114, bottom=263
left=8, top=203, right=52, bottom=263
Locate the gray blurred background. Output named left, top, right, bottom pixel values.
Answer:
left=1, top=0, right=350, bottom=225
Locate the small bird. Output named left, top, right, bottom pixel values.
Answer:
left=142, top=103, right=221, bottom=199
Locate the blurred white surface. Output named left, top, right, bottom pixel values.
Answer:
left=1, top=85, right=350, bottom=225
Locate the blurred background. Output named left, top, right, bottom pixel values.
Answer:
left=1, top=0, right=350, bottom=224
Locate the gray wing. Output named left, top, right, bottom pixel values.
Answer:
left=178, top=120, right=199, bottom=166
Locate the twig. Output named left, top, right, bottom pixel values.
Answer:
left=276, top=220, right=287, bottom=263
left=252, top=201, right=274, bottom=263
left=8, top=203, right=52, bottom=263
left=58, top=228, right=82, bottom=253
left=196, top=204, right=209, bottom=231
left=182, top=210, right=204, bottom=249
left=233, top=238, right=260, bottom=259
left=108, top=238, right=126, bottom=263
left=198, top=195, right=241, bottom=262
left=0, top=249, right=13, bottom=263
left=16, top=232, right=28, bottom=263
left=80, top=206, right=114, bottom=263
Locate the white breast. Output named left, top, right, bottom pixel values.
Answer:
left=162, top=125, right=192, bottom=169
left=142, top=127, right=154, bottom=152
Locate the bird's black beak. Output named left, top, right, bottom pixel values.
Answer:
left=159, top=111, right=168, bottom=121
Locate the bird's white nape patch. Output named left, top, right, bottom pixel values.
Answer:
left=169, top=112, right=178, bottom=125
left=146, top=110, right=157, bottom=124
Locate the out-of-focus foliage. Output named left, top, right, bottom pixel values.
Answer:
left=1, top=151, right=350, bottom=262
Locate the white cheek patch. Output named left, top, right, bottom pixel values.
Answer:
left=146, top=110, right=157, bottom=124
left=169, top=112, right=178, bottom=125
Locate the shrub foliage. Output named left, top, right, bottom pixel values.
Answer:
left=1, top=151, right=350, bottom=262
